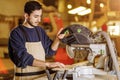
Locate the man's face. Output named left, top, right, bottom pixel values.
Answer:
left=27, top=9, right=42, bottom=27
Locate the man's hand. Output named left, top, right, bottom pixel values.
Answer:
left=51, top=28, right=65, bottom=51
left=45, top=62, right=65, bottom=68
left=33, top=59, right=65, bottom=68
left=57, top=28, right=65, bottom=39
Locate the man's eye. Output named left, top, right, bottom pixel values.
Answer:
left=34, top=16, right=38, bottom=18
left=34, top=15, right=38, bottom=18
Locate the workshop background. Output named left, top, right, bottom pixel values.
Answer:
left=0, top=0, right=120, bottom=79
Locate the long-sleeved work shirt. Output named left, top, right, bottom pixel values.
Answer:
left=8, top=25, right=55, bottom=68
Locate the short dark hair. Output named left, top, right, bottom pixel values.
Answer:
left=24, top=1, right=42, bottom=15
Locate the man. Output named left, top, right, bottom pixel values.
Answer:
left=8, top=1, right=65, bottom=80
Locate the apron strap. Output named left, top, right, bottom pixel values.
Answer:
left=15, top=69, right=56, bottom=76
left=15, top=70, right=46, bottom=76
left=19, top=25, right=29, bottom=42
left=35, top=27, right=41, bottom=41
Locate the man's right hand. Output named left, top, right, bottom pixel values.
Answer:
left=45, top=62, right=65, bottom=68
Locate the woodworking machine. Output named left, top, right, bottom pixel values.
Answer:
left=57, top=24, right=120, bottom=80
left=45, top=24, right=120, bottom=80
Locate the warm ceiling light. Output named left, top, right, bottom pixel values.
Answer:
left=67, top=4, right=72, bottom=9
left=100, top=3, right=104, bottom=8
left=78, top=8, right=91, bottom=16
left=86, top=0, right=91, bottom=4
left=68, top=6, right=86, bottom=14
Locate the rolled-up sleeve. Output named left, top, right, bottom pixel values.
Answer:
left=8, top=30, right=34, bottom=68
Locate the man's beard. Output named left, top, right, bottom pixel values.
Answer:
left=27, top=19, right=36, bottom=27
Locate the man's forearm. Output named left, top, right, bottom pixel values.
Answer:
left=51, top=37, right=60, bottom=51
left=32, top=59, right=65, bottom=68
left=51, top=28, right=65, bottom=51
left=32, top=59, right=48, bottom=68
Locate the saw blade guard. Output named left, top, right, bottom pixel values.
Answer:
left=60, top=24, right=93, bottom=45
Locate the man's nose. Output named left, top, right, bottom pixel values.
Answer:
left=38, top=17, right=41, bottom=22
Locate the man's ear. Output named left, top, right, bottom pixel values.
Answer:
left=24, top=13, right=29, bottom=20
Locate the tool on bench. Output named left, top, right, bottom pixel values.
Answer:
left=46, top=24, right=120, bottom=80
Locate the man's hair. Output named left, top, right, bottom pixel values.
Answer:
left=24, top=1, right=42, bottom=15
